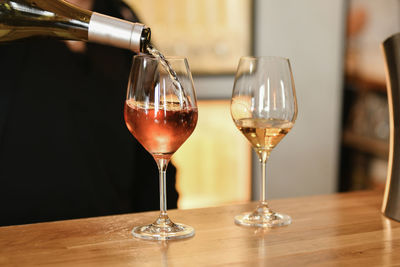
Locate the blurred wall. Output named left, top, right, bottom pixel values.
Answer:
left=195, top=0, right=347, bottom=199
left=253, top=0, right=346, bottom=199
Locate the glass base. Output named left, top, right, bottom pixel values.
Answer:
left=234, top=203, right=291, bottom=228
left=132, top=214, right=195, bottom=240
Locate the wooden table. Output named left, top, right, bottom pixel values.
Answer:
left=1, top=190, right=399, bottom=266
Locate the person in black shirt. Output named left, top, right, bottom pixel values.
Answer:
left=0, top=0, right=178, bottom=226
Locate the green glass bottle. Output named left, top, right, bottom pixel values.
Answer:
left=0, top=0, right=151, bottom=52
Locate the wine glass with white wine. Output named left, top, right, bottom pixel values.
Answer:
left=231, top=56, right=297, bottom=227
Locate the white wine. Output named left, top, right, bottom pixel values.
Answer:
left=235, top=118, right=293, bottom=159
left=0, top=0, right=151, bottom=52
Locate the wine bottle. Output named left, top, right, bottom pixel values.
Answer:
left=0, top=0, right=151, bottom=52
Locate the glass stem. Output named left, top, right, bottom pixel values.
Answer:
left=261, top=160, right=267, bottom=204
left=259, top=150, right=270, bottom=205
left=157, top=158, right=169, bottom=216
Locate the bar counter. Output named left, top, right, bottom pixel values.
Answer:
left=1, top=190, right=399, bottom=266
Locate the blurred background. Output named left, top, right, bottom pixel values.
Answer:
left=124, top=0, right=400, bottom=209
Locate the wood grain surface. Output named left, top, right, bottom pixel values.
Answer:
left=0, top=190, right=399, bottom=266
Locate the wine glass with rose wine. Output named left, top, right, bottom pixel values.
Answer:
left=231, top=56, right=297, bottom=227
left=124, top=55, right=198, bottom=240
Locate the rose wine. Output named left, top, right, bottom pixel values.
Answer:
left=124, top=100, right=198, bottom=157
left=235, top=118, right=293, bottom=152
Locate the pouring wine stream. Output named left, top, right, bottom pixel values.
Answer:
left=146, top=45, right=188, bottom=107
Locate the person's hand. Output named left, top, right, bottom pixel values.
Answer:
left=65, top=0, right=94, bottom=10
left=64, top=0, right=94, bottom=53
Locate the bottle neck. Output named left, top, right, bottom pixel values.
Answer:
left=88, top=12, right=150, bottom=53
